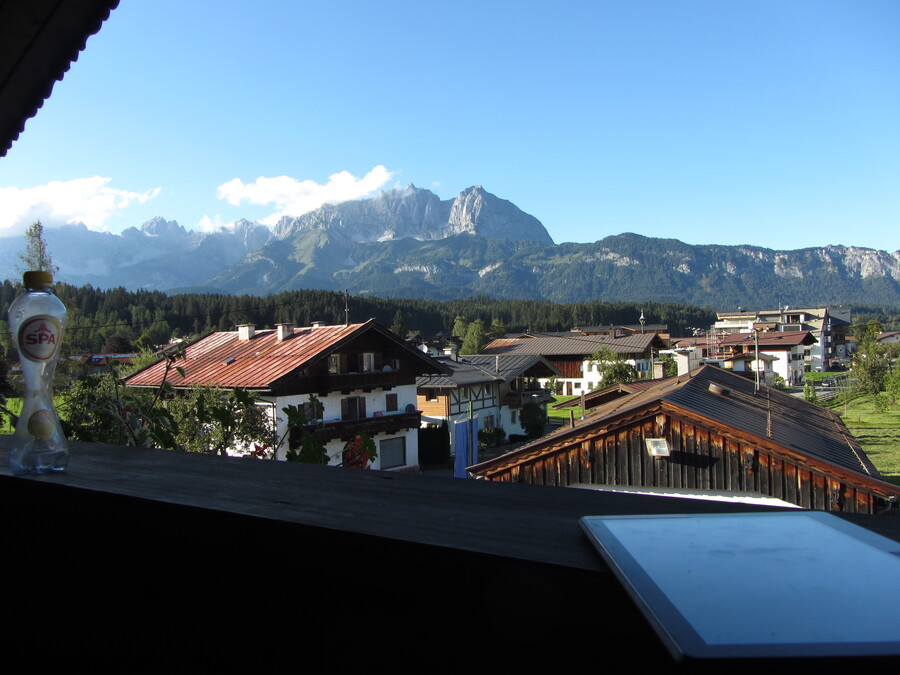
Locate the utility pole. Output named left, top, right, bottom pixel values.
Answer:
left=343, top=289, right=350, bottom=326
left=754, top=329, right=761, bottom=392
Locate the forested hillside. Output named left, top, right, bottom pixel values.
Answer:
left=0, top=282, right=721, bottom=353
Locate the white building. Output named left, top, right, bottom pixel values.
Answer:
left=125, top=320, right=450, bottom=471
left=712, top=307, right=851, bottom=371
left=717, top=330, right=817, bottom=386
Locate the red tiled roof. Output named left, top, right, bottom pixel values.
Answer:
left=718, top=330, right=816, bottom=347
left=720, top=353, right=778, bottom=362
left=125, top=320, right=444, bottom=390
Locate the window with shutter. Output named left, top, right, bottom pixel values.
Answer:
left=342, top=397, right=366, bottom=421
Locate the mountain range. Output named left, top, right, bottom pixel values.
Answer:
left=3, top=184, right=899, bottom=308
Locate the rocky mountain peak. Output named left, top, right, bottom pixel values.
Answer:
left=140, top=216, right=187, bottom=238
left=2, top=195, right=900, bottom=306
left=448, top=186, right=553, bottom=245
left=271, top=185, right=553, bottom=245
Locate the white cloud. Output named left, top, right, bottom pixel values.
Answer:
left=196, top=214, right=228, bottom=233
left=0, top=177, right=161, bottom=235
left=217, top=165, right=393, bottom=225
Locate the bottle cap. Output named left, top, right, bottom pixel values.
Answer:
left=23, top=271, right=53, bottom=288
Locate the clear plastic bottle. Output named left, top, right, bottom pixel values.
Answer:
left=8, top=271, right=69, bottom=474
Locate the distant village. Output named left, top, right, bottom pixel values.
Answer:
left=75, top=303, right=892, bottom=515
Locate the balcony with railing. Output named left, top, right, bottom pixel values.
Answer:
left=503, top=387, right=554, bottom=407
left=2, top=435, right=899, bottom=670
left=297, top=409, right=421, bottom=442
left=294, top=369, right=406, bottom=395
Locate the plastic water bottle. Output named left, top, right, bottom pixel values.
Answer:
left=8, top=271, right=69, bottom=474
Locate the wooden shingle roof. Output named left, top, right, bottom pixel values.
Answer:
left=484, top=332, right=663, bottom=358
left=471, top=365, right=895, bottom=498
left=417, top=354, right=561, bottom=389
left=416, top=357, right=503, bottom=389
left=465, top=354, right=560, bottom=380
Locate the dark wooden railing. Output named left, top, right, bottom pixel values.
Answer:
left=504, top=388, right=554, bottom=407
left=294, top=370, right=405, bottom=394
left=301, top=410, right=421, bottom=442
left=0, top=435, right=897, bottom=670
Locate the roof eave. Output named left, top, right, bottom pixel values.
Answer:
left=1, top=0, right=120, bottom=157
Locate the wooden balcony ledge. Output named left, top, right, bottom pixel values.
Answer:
left=504, top=388, right=554, bottom=407
left=1, top=435, right=898, bottom=671
left=295, top=369, right=404, bottom=395
left=300, top=409, right=421, bottom=442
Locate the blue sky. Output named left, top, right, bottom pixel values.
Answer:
left=1, top=1, right=898, bottom=251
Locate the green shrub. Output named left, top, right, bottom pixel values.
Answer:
left=803, top=382, right=817, bottom=403
left=520, top=401, right=547, bottom=438
left=478, top=426, right=506, bottom=448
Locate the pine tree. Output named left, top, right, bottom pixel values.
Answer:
left=390, top=309, right=406, bottom=337
left=18, top=221, right=58, bottom=275
left=488, top=318, right=507, bottom=340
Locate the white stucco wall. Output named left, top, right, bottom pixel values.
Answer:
left=267, top=383, right=420, bottom=470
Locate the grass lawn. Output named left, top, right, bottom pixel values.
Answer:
left=548, top=395, right=580, bottom=420
left=1, top=397, right=67, bottom=434
left=0, top=398, right=23, bottom=434
left=831, top=394, right=900, bottom=486
left=804, top=371, right=843, bottom=383
left=549, top=391, right=900, bottom=487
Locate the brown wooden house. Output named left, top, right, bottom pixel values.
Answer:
left=484, top=331, right=667, bottom=395
left=470, top=365, right=900, bottom=514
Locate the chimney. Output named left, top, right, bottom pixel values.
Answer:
left=443, top=344, right=458, bottom=360
left=237, top=324, right=255, bottom=341
left=276, top=323, right=294, bottom=341
left=311, top=320, right=324, bottom=328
